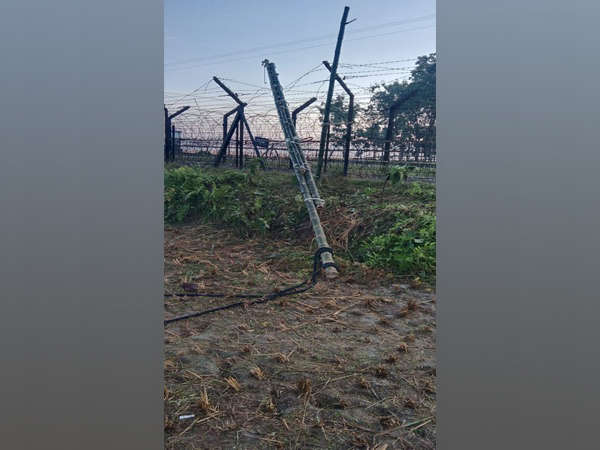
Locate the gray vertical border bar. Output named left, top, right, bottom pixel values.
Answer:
left=438, top=1, right=600, bottom=449
left=0, top=1, right=164, bottom=449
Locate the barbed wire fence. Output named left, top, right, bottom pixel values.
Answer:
left=164, top=58, right=436, bottom=181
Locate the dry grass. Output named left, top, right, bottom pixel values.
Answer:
left=198, top=386, right=214, bottom=413
left=251, top=366, right=267, bottom=380
left=225, top=376, right=241, bottom=392
left=296, top=378, right=312, bottom=397
left=164, top=224, right=436, bottom=449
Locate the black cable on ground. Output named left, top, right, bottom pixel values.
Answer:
left=164, top=247, right=337, bottom=326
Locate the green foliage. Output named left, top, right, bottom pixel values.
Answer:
left=360, top=209, right=436, bottom=278
left=164, top=166, right=304, bottom=235
left=164, top=166, right=245, bottom=223
left=165, top=167, right=436, bottom=279
left=247, top=157, right=264, bottom=177
left=318, top=94, right=359, bottom=149
left=354, top=53, right=436, bottom=161
left=363, top=186, right=376, bottom=197
left=389, top=165, right=417, bottom=184
left=407, top=181, right=436, bottom=201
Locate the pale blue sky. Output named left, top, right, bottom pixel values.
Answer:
left=164, top=0, right=436, bottom=95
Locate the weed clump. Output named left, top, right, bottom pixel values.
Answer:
left=164, top=166, right=435, bottom=280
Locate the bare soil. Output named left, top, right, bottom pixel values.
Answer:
left=164, top=224, right=436, bottom=449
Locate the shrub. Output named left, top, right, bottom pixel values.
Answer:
left=165, top=166, right=436, bottom=279
left=358, top=210, right=436, bottom=278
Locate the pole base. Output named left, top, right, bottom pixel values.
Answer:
left=324, top=266, right=339, bottom=280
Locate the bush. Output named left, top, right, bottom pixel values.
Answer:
left=164, top=166, right=304, bottom=234
left=360, top=211, right=436, bottom=278
left=165, top=166, right=436, bottom=279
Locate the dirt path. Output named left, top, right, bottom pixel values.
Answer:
left=164, top=224, right=436, bottom=449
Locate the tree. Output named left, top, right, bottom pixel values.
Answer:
left=356, top=53, right=436, bottom=162
left=318, top=94, right=352, bottom=149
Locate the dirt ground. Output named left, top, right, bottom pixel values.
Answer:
left=164, top=224, right=436, bottom=449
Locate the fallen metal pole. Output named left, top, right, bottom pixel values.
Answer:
left=262, top=59, right=338, bottom=280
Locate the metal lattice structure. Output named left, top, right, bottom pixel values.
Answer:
left=263, top=59, right=338, bottom=279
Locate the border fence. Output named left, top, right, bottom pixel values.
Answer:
left=173, top=136, right=436, bottom=181
left=164, top=58, right=435, bottom=182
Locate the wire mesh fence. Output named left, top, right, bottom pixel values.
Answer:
left=165, top=56, right=435, bottom=182
left=172, top=136, right=436, bottom=182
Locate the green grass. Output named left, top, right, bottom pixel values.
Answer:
left=165, top=162, right=436, bottom=281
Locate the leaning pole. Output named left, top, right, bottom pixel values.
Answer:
left=262, top=59, right=339, bottom=280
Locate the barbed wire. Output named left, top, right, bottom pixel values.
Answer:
left=165, top=56, right=435, bottom=145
